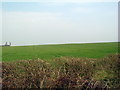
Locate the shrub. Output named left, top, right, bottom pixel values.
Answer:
left=2, top=59, right=54, bottom=88
left=2, top=54, right=120, bottom=89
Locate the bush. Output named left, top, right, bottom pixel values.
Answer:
left=2, top=59, right=54, bottom=88
left=2, top=54, right=120, bottom=89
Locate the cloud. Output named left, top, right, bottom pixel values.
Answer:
left=2, top=12, right=68, bottom=26
left=2, top=1, right=118, bottom=45
left=2, top=10, right=117, bottom=46
left=0, top=3, right=2, bottom=44
left=71, top=7, right=94, bottom=13
left=2, top=11, right=81, bottom=45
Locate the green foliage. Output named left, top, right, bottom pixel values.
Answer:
left=2, top=42, right=118, bottom=62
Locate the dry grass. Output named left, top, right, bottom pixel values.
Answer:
left=2, top=54, right=120, bottom=89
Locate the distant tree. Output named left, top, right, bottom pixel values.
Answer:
left=9, top=42, right=11, bottom=46
left=5, top=42, right=8, bottom=46
left=4, top=42, right=11, bottom=46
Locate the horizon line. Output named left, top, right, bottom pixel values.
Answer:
left=1, top=41, right=118, bottom=47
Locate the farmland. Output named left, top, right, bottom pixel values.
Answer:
left=2, top=42, right=118, bottom=62
left=2, top=42, right=120, bottom=88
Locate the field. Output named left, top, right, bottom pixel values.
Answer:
left=2, top=42, right=118, bottom=62
left=2, top=42, right=120, bottom=88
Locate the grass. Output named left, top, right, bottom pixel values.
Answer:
left=2, top=42, right=118, bottom=62
left=2, top=42, right=120, bottom=88
left=0, top=46, right=2, bottom=61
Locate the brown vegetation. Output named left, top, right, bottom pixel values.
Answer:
left=2, top=54, right=120, bottom=89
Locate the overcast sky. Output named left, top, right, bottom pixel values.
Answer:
left=1, top=1, right=118, bottom=46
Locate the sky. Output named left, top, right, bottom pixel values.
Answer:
left=118, top=2, right=120, bottom=42
left=1, top=1, right=118, bottom=46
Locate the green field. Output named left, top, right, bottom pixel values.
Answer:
left=2, top=42, right=118, bottom=62
left=2, top=42, right=120, bottom=88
